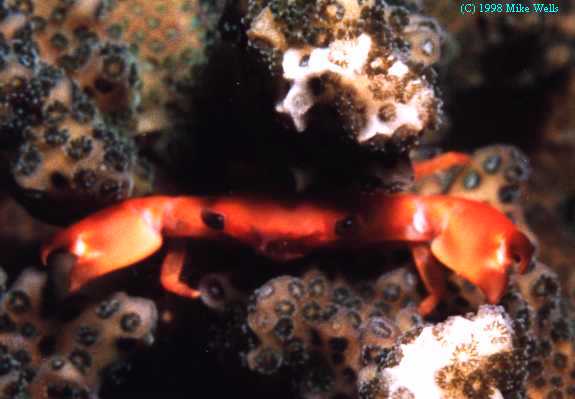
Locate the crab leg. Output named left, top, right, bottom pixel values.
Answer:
left=413, top=152, right=471, bottom=180
left=411, top=244, right=446, bottom=315
left=42, top=194, right=534, bottom=314
left=160, top=239, right=201, bottom=299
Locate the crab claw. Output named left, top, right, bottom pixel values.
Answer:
left=41, top=199, right=166, bottom=293
left=474, top=268, right=510, bottom=305
left=429, top=198, right=535, bottom=305
left=470, top=230, right=534, bottom=304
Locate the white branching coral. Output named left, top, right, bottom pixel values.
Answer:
left=247, top=0, right=443, bottom=148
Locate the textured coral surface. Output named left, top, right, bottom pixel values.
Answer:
left=245, top=0, right=443, bottom=148
left=0, top=0, right=573, bottom=398
left=0, top=268, right=158, bottom=398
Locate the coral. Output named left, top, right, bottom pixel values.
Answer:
left=198, top=272, right=249, bottom=312
left=0, top=2, right=571, bottom=399
left=188, top=142, right=574, bottom=398
left=214, top=267, right=423, bottom=398
left=357, top=305, right=521, bottom=399
left=448, top=260, right=575, bottom=399
left=5, top=0, right=222, bottom=127
left=101, top=0, right=222, bottom=132
left=243, top=0, right=443, bottom=149
left=206, top=252, right=575, bottom=399
left=2, top=0, right=140, bottom=123
left=511, top=262, right=575, bottom=398
left=0, top=0, right=224, bottom=203
left=0, top=268, right=158, bottom=398
left=0, top=1, right=154, bottom=202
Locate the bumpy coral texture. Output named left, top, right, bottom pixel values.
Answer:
left=207, top=255, right=575, bottom=398
left=0, top=268, right=158, bottom=398
left=0, top=1, right=147, bottom=202
left=245, top=0, right=443, bottom=148
left=208, top=266, right=423, bottom=398
left=358, top=305, right=521, bottom=399
left=206, top=262, right=527, bottom=398
left=419, top=144, right=575, bottom=397
left=0, top=0, right=221, bottom=202
left=366, top=146, right=575, bottom=398
left=446, top=261, right=575, bottom=399
left=100, top=0, right=222, bottom=133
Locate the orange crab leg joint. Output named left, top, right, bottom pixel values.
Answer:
left=41, top=191, right=534, bottom=315
left=413, top=152, right=471, bottom=180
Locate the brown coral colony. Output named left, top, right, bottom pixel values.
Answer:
left=0, top=1, right=573, bottom=399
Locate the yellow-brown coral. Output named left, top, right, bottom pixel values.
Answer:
left=0, top=268, right=158, bottom=398
left=209, top=266, right=422, bottom=398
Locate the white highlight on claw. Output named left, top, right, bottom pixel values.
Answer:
left=495, top=236, right=508, bottom=268
left=73, top=238, right=87, bottom=256
left=413, top=205, right=428, bottom=235
left=380, top=306, right=514, bottom=399
left=73, top=235, right=104, bottom=260
left=73, top=236, right=101, bottom=260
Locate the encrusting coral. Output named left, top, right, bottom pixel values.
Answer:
left=445, top=260, right=575, bottom=399
left=357, top=305, right=521, bottom=399
left=0, top=268, right=158, bottom=398
left=0, top=0, right=223, bottom=203
left=243, top=0, right=443, bottom=149
left=357, top=258, right=575, bottom=398
left=209, top=255, right=574, bottom=399
left=244, top=268, right=422, bottom=398
left=0, top=1, right=572, bottom=399
left=204, top=266, right=423, bottom=399
left=0, top=1, right=148, bottom=203
left=99, top=0, right=223, bottom=134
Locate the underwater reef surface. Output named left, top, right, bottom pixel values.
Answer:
left=0, top=0, right=573, bottom=398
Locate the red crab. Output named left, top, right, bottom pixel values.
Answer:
left=41, top=152, right=534, bottom=315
